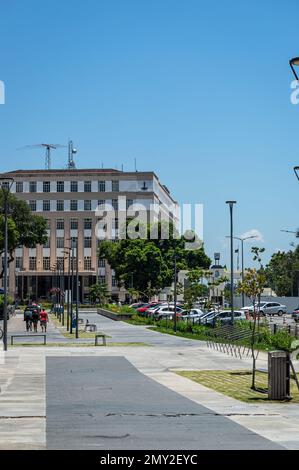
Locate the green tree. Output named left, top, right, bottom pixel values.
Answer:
left=89, top=282, right=110, bottom=305
left=0, top=192, right=48, bottom=278
left=265, top=247, right=299, bottom=296
left=237, top=247, right=266, bottom=390
left=98, top=221, right=211, bottom=298
left=183, top=269, right=209, bottom=311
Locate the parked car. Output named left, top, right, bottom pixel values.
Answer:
left=153, top=306, right=184, bottom=321
left=136, top=302, right=159, bottom=315
left=129, top=302, right=147, bottom=309
left=181, top=308, right=206, bottom=321
left=217, top=310, right=246, bottom=325
left=200, top=310, right=246, bottom=326
left=292, top=307, right=299, bottom=322
left=241, top=302, right=286, bottom=316
left=145, top=303, right=168, bottom=317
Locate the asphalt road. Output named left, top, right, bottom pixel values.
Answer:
left=46, top=356, right=282, bottom=450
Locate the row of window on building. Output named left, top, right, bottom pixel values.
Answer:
left=15, top=256, right=107, bottom=271
left=28, top=198, right=133, bottom=212
left=16, top=180, right=120, bottom=193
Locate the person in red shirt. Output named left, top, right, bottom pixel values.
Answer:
left=40, top=308, right=49, bottom=333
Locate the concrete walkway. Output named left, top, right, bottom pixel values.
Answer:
left=1, top=314, right=299, bottom=449
left=46, top=356, right=281, bottom=450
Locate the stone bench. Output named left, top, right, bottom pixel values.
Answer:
left=95, top=334, right=107, bottom=346
left=85, top=323, right=97, bottom=332
left=11, top=334, right=46, bottom=345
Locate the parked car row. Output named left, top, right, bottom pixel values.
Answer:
left=130, top=301, right=185, bottom=320
left=130, top=302, right=248, bottom=326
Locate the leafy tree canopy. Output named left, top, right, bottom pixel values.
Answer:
left=98, top=221, right=211, bottom=297
left=265, top=246, right=299, bottom=296
left=0, top=192, right=48, bottom=278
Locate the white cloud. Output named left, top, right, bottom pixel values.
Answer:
left=240, top=229, right=264, bottom=243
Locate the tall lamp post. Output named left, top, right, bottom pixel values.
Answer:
left=225, top=201, right=237, bottom=325
left=0, top=177, right=14, bottom=351
left=75, top=238, right=79, bottom=339
left=63, top=248, right=71, bottom=331
left=290, top=57, right=299, bottom=81
left=225, top=234, right=257, bottom=307
left=67, top=238, right=75, bottom=334
left=173, top=250, right=177, bottom=333
left=294, top=167, right=299, bottom=181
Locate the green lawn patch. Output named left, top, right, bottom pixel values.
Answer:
left=176, top=369, right=299, bottom=403
left=60, top=330, right=111, bottom=339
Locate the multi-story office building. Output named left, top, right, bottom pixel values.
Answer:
left=0, top=168, right=178, bottom=302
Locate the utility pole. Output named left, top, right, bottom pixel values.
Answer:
left=76, top=238, right=79, bottom=339
left=70, top=244, right=74, bottom=334
left=0, top=177, right=14, bottom=351
left=226, top=201, right=237, bottom=325
left=173, top=250, right=177, bottom=333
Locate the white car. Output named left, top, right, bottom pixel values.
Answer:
left=145, top=303, right=168, bottom=317
left=153, top=306, right=184, bottom=321
left=181, top=309, right=206, bottom=320
left=241, top=302, right=287, bottom=316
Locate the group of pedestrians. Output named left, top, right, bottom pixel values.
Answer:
left=24, top=305, right=49, bottom=333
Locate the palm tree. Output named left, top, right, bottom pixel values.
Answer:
left=89, top=282, right=110, bottom=306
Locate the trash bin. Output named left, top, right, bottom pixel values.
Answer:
left=268, top=351, right=290, bottom=400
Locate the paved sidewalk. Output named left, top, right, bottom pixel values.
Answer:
left=46, top=356, right=281, bottom=450
left=1, top=315, right=299, bottom=449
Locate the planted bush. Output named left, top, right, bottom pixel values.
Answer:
left=269, top=330, right=293, bottom=352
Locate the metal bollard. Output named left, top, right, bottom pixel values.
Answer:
left=274, top=323, right=277, bottom=334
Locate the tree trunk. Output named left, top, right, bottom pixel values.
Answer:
left=0, top=252, right=14, bottom=279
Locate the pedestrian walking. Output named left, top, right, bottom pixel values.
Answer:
left=24, top=309, right=33, bottom=332
left=40, top=308, right=49, bottom=333
left=32, top=308, right=40, bottom=333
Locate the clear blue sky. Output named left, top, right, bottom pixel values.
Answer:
left=0, top=0, right=298, bottom=268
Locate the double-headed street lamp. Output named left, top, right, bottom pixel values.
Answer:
left=289, top=58, right=299, bottom=179
left=226, top=201, right=237, bottom=325
left=67, top=237, right=79, bottom=338
left=290, top=57, right=299, bottom=81
left=62, top=247, right=71, bottom=331
left=225, top=234, right=258, bottom=307
left=0, top=177, right=14, bottom=351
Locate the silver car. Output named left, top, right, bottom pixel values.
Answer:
left=241, top=302, right=287, bottom=316
left=181, top=308, right=206, bottom=321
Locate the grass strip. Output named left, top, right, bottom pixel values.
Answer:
left=11, top=341, right=151, bottom=348
left=176, top=369, right=299, bottom=403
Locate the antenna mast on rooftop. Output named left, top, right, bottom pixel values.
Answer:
left=68, top=140, right=77, bottom=169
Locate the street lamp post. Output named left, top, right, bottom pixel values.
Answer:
left=290, top=59, right=299, bottom=183
left=0, top=177, right=14, bottom=351
left=67, top=238, right=75, bottom=334
left=63, top=248, right=71, bottom=331
left=225, top=234, right=257, bottom=307
left=173, top=250, right=177, bottom=333
left=226, top=201, right=237, bottom=325
left=61, top=257, right=65, bottom=326
left=75, top=238, right=79, bottom=339
left=290, top=57, right=299, bottom=81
